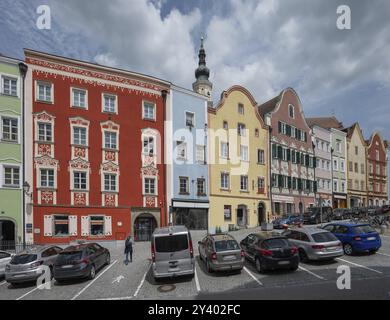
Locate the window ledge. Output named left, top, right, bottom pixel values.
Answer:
left=102, top=148, right=118, bottom=152
left=1, top=139, right=19, bottom=144
left=142, top=118, right=156, bottom=122
left=101, top=191, right=118, bottom=194
left=36, top=99, right=53, bottom=105
left=179, top=192, right=190, bottom=196
left=35, top=140, right=54, bottom=145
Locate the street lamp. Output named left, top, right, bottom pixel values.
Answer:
left=23, top=181, right=33, bottom=198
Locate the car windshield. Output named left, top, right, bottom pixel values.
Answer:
left=155, top=234, right=188, bottom=253
left=312, top=232, right=338, bottom=243
left=264, top=238, right=290, bottom=249
left=215, top=240, right=239, bottom=252
left=57, top=251, right=83, bottom=264
left=352, top=225, right=376, bottom=235
left=11, top=254, right=37, bottom=265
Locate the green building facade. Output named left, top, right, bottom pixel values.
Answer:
left=0, top=55, right=23, bottom=243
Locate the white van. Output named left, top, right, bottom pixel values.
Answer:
left=151, top=225, right=195, bottom=280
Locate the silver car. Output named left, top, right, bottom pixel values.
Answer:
left=198, top=233, right=244, bottom=273
left=151, top=226, right=195, bottom=281
left=283, top=227, right=343, bottom=262
left=0, top=251, right=13, bottom=277
left=5, top=245, right=62, bottom=285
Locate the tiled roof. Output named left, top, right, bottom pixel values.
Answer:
left=305, top=116, right=344, bottom=129
left=257, top=92, right=283, bottom=119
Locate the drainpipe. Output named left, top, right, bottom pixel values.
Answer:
left=161, top=90, right=168, bottom=227
left=19, top=62, right=28, bottom=249
left=268, top=126, right=273, bottom=222
left=330, top=147, right=334, bottom=208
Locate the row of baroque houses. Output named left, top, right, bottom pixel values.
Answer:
left=0, top=41, right=389, bottom=244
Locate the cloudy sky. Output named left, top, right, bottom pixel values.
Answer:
left=1, top=0, right=389, bottom=141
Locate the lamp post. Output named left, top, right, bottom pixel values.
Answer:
left=22, top=181, right=32, bottom=249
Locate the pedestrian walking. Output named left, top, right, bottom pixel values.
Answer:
left=124, top=235, right=134, bottom=265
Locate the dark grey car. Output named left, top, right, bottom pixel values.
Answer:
left=54, top=243, right=110, bottom=282
left=5, top=245, right=62, bottom=284
left=198, top=234, right=244, bottom=273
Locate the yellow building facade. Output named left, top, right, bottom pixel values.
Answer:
left=344, top=123, right=368, bottom=207
left=208, top=86, right=271, bottom=232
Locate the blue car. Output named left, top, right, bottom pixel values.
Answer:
left=273, top=215, right=303, bottom=229
left=322, top=222, right=381, bottom=255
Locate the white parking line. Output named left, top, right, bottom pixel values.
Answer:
left=16, top=281, right=53, bottom=300
left=133, top=263, right=151, bottom=297
left=298, top=265, right=326, bottom=280
left=377, top=252, right=390, bottom=258
left=96, top=296, right=133, bottom=300
left=336, top=258, right=383, bottom=274
left=243, top=267, right=263, bottom=286
left=0, top=281, right=6, bottom=286
left=194, top=267, right=201, bottom=292
left=71, top=260, right=118, bottom=300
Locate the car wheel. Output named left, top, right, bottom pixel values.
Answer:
left=255, top=257, right=265, bottom=273
left=89, top=264, right=96, bottom=280
left=369, top=249, right=378, bottom=255
left=49, top=266, right=54, bottom=280
left=290, top=265, right=299, bottom=271
left=105, top=254, right=111, bottom=266
left=343, top=244, right=354, bottom=256
left=299, top=249, right=309, bottom=263
left=206, top=259, right=213, bottom=273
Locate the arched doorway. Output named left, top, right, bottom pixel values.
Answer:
left=0, top=219, right=16, bottom=250
left=133, top=214, right=157, bottom=242
left=237, top=205, right=247, bottom=227
left=258, top=203, right=265, bottom=225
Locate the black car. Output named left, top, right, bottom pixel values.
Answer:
left=303, top=206, right=333, bottom=224
left=240, top=233, right=299, bottom=273
left=54, top=243, right=110, bottom=282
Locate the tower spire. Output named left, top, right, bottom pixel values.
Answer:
left=193, top=36, right=213, bottom=101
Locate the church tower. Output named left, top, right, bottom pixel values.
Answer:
left=193, top=37, right=213, bottom=101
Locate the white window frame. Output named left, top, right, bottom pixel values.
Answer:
left=176, top=141, right=187, bottom=160
left=89, top=215, right=105, bottom=237
left=73, top=171, right=88, bottom=191
left=104, top=131, right=118, bottom=150
left=142, top=100, right=156, bottom=121
left=1, top=75, right=19, bottom=97
left=144, top=177, right=157, bottom=195
left=240, top=145, right=249, bottom=162
left=196, top=145, right=205, bottom=163
left=39, top=168, right=55, bottom=188
left=240, top=175, right=248, bottom=191
left=71, top=87, right=88, bottom=109
left=143, top=135, right=155, bottom=155
left=221, top=172, right=230, bottom=190
left=185, top=111, right=195, bottom=127
left=288, top=104, right=295, bottom=118
left=35, top=81, right=53, bottom=103
left=102, top=93, right=117, bottom=113
left=2, top=165, right=20, bottom=188
left=333, top=159, right=338, bottom=171
left=37, top=122, right=53, bottom=142
left=73, top=126, right=87, bottom=146
left=104, top=173, right=117, bottom=192
left=178, top=176, right=189, bottom=194
left=220, top=142, right=229, bottom=159
left=1, top=116, right=19, bottom=143
left=238, top=103, right=244, bottom=115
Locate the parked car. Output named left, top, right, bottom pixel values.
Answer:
left=323, top=222, right=381, bottom=255
left=381, top=205, right=390, bottom=214
left=273, top=215, right=304, bottom=229
left=282, top=227, right=343, bottom=262
left=5, top=245, right=62, bottom=285
left=198, top=233, right=244, bottom=273
left=54, top=243, right=110, bottom=282
left=0, top=251, right=13, bottom=277
left=151, top=225, right=195, bottom=281
left=303, top=206, right=333, bottom=224
left=240, top=232, right=299, bottom=273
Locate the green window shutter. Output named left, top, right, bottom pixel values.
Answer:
left=298, top=178, right=302, bottom=190
left=286, top=125, right=291, bottom=136
left=278, top=121, right=282, bottom=133
left=305, top=154, right=309, bottom=167
left=313, top=156, right=317, bottom=168
left=314, top=181, right=318, bottom=193
left=278, top=146, right=283, bottom=159
left=288, top=176, right=292, bottom=189
left=295, top=128, right=299, bottom=140
left=272, top=144, right=277, bottom=159
left=296, top=152, right=300, bottom=164
left=304, top=132, right=307, bottom=142
left=278, top=175, right=283, bottom=187
left=287, top=149, right=291, bottom=161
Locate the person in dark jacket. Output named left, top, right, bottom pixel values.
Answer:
left=124, top=235, right=134, bottom=265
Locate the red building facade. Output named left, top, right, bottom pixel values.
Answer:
left=258, top=88, right=316, bottom=216
left=367, top=132, right=388, bottom=206
left=24, top=49, right=170, bottom=244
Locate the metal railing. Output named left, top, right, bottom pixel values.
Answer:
left=0, top=241, right=36, bottom=254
